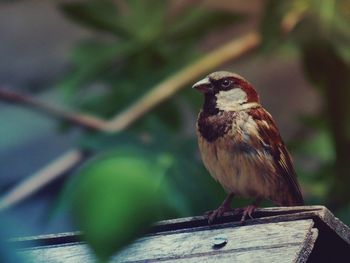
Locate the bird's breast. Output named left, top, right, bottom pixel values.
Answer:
left=197, top=111, right=277, bottom=198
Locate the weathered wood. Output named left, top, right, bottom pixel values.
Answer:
left=18, top=244, right=92, bottom=263
left=18, top=220, right=315, bottom=263
left=153, top=206, right=349, bottom=240
left=11, top=206, right=350, bottom=262
left=298, top=228, right=318, bottom=263
left=19, top=244, right=311, bottom=263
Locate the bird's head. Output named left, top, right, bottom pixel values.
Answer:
left=192, top=71, right=260, bottom=113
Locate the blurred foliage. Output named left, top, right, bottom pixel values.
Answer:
left=56, top=0, right=241, bottom=258
left=66, top=149, right=173, bottom=260
left=261, top=0, right=350, bottom=211
left=58, top=0, right=240, bottom=118
left=301, top=39, right=350, bottom=209
left=43, top=0, right=350, bottom=258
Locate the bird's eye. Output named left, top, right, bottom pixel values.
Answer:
left=221, top=79, right=232, bottom=89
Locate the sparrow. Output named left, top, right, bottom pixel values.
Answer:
left=193, top=71, right=304, bottom=223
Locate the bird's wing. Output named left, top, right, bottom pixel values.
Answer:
left=249, top=107, right=304, bottom=205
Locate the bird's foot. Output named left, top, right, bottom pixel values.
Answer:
left=240, top=204, right=257, bottom=224
left=206, top=204, right=233, bottom=224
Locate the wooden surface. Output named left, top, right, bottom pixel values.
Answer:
left=18, top=220, right=316, bottom=263
left=12, top=206, right=350, bottom=262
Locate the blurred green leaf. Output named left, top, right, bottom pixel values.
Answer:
left=259, top=0, right=350, bottom=211
left=168, top=8, right=241, bottom=43
left=300, top=39, right=350, bottom=122
left=59, top=0, right=129, bottom=37
left=57, top=0, right=240, bottom=125
left=78, top=133, right=141, bottom=152
left=295, top=129, right=335, bottom=162
left=68, top=149, right=174, bottom=260
left=57, top=41, right=134, bottom=98
left=299, top=36, right=350, bottom=208
left=259, top=0, right=291, bottom=51
left=126, top=0, right=168, bottom=43
left=297, top=114, right=328, bottom=130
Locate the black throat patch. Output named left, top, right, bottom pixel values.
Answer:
left=202, top=92, right=219, bottom=115
left=197, top=109, right=235, bottom=142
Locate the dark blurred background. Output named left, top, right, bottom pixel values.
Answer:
left=0, top=0, right=349, bottom=259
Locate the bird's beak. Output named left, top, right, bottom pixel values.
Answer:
left=192, top=77, right=212, bottom=93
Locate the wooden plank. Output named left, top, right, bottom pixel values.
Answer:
left=10, top=206, right=328, bottom=247
left=18, top=244, right=92, bottom=263
left=307, top=208, right=350, bottom=262
left=297, top=228, right=318, bottom=263
left=152, top=206, right=324, bottom=234
left=18, top=219, right=315, bottom=263
left=13, top=206, right=350, bottom=262
left=160, top=245, right=309, bottom=263
left=318, top=207, right=350, bottom=244
left=18, top=245, right=306, bottom=263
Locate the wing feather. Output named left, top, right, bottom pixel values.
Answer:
left=249, top=107, right=304, bottom=205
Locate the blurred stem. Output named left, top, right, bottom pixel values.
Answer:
left=281, top=2, right=308, bottom=34
left=0, top=149, right=86, bottom=211
left=0, top=88, right=108, bottom=131
left=0, top=31, right=260, bottom=133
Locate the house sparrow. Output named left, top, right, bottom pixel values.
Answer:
left=193, top=71, right=304, bottom=223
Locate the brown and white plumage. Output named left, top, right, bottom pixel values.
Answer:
left=193, top=71, right=303, bottom=223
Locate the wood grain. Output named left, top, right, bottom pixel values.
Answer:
left=18, top=220, right=315, bottom=263
left=13, top=206, right=350, bottom=262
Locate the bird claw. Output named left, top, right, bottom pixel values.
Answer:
left=206, top=205, right=233, bottom=224
left=240, top=205, right=257, bottom=224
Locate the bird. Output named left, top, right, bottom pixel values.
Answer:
left=193, top=71, right=304, bottom=224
